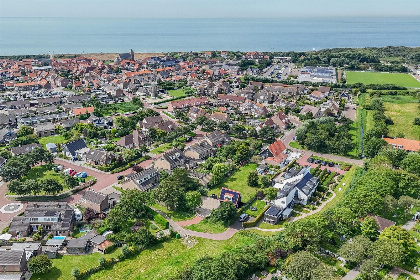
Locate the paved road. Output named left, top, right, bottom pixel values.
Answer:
left=342, top=267, right=360, bottom=280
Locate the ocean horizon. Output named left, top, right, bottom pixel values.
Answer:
left=1, top=17, right=419, bottom=56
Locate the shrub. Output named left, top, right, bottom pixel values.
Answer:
left=71, top=267, right=80, bottom=278
left=150, top=224, right=157, bottom=230
left=28, top=255, right=52, bottom=274
left=98, top=257, right=106, bottom=267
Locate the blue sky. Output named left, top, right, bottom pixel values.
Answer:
left=1, top=0, right=419, bottom=18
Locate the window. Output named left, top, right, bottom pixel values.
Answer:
left=1, top=266, right=5, bottom=270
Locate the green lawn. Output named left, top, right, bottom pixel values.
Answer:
left=86, top=233, right=255, bottom=280
left=150, top=143, right=172, bottom=155
left=151, top=203, right=196, bottom=222
left=348, top=107, right=362, bottom=158
left=380, top=94, right=420, bottom=104
left=32, top=249, right=121, bottom=280
left=184, top=219, right=228, bottom=234
left=208, top=163, right=259, bottom=203
left=97, top=101, right=141, bottom=116
left=38, top=135, right=66, bottom=148
left=21, top=165, right=66, bottom=186
left=258, top=220, right=287, bottom=229
left=346, top=71, right=420, bottom=88
left=243, top=200, right=267, bottom=217
left=289, top=141, right=303, bottom=149
left=168, top=89, right=187, bottom=98
left=384, top=102, right=420, bottom=140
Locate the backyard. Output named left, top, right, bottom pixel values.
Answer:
left=150, top=143, right=172, bottom=155
left=38, top=135, right=66, bottom=148
left=346, top=71, right=420, bottom=88
left=208, top=163, right=260, bottom=203
left=168, top=89, right=187, bottom=98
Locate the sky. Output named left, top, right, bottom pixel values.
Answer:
left=1, top=0, right=420, bottom=18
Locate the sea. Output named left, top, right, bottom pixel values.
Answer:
left=0, top=17, right=420, bottom=56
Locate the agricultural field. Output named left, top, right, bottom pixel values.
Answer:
left=384, top=101, right=420, bottom=140
left=346, top=71, right=420, bottom=88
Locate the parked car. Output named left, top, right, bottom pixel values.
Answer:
left=328, top=162, right=334, bottom=167
left=117, top=175, right=124, bottom=180
left=186, top=136, right=193, bottom=142
left=308, top=158, right=314, bottom=163
left=239, top=214, right=249, bottom=222
left=314, top=159, right=321, bottom=164
left=76, top=172, right=87, bottom=178
left=321, top=161, right=327, bottom=166
left=250, top=206, right=257, bottom=211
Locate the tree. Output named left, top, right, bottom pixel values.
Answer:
left=364, top=137, right=387, bottom=158
left=8, top=180, right=26, bottom=195
left=83, top=208, right=97, bottom=223
left=338, top=235, right=372, bottom=264
left=382, top=195, right=397, bottom=215
left=400, top=152, right=420, bottom=177
left=211, top=163, right=229, bottom=185
left=202, top=119, right=216, bottom=132
left=65, top=176, right=79, bottom=188
left=208, top=201, right=237, bottom=225
left=258, top=126, right=276, bottom=142
left=361, top=217, right=379, bottom=240
left=265, top=187, right=278, bottom=201
left=25, top=179, right=41, bottom=195
left=28, top=255, right=52, bottom=274
left=0, top=158, right=30, bottom=181
left=324, top=207, right=358, bottom=237
left=260, top=175, right=271, bottom=188
left=398, top=195, right=416, bottom=218
left=185, top=191, right=202, bottom=211
left=360, top=259, right=380, bottom=280
left=370, top=238, right=404, bottom=266
left=285, top=251, right=320, bottom=280
left=379, top=225, right=415, bottom=253
left=42, top=179, right=63, bottom=194
left=17, top=125, right=34, bottom=137
left=247, top=171, right=259, bottom=188
left=71, top=267, right=80, bottom=278
left=217, top=121, right=230, bottom=132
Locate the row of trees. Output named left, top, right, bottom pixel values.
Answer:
left=0, top=147, right=54, bottom=182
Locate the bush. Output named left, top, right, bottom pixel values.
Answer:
left=414, top=117, right=420, bottom=125
left=150, top=224, right=157, bottom=230
left=71, top=267, right=80, bottom=278
left=28, top=255, right=52, bottom=274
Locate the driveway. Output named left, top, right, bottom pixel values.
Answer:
left=297, top=153, right=346, bottom=175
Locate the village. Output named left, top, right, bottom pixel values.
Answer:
left=0, top=50, right=419, bottom=280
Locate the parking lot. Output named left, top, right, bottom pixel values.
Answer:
left=297, top=153, right=346, bottom=175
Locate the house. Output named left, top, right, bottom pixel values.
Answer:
left=62, top=139, right=89, bottom=160
left=0, top=250, right=27, bottom=273
left=300, top=105, right=321, bottom=118
left=240, top=100, right=268, bottom=117
left=308, top=90, right=326, bottom=101
left=115, top=130, right=151, bottom=149
left=187, top=107, right=209, bottom=122
left=219, top=187, right=241, bottom=207
left=8, top=202, right=75, bottom=237
left=34, top=122, right=56, bottom=137
left=263, top=205, right=293, bottom=225
left=121, top=168, right=160, bottom=192
left=320, top=100, right=340, bottom=117
left=66, top=239, right=88, bottom=255
left=210, top=112, right=231, bottom=123
left=167, top=97, right=208, bottom=111
left=369, top=215, right=396, bottom=232
left=0, top=128, right=17, bottom=144
left=61, top=118, right=80, bottom=130
left=0, top=114, right=17, bottom=128
left=184, top=141, right=214, bottom=160
left=11, top=242, right=42, bottom=260
left=205, top=130, right=231, bottom=147
left=72, top=107, right=95, bottom=116
left=154, top=149, right=187, bottom=170
left=259, top=139, right=288, bottom=166
left=80, top=190, right=110, bottom=213
left=217, top=94, right=245, bottom=106
left=383, top=137, right=420, bottom=152
left=11, top=143, right=42, bottom=156
left=273, top=166, right=319, bottom=209
left=85, top=149, right=115, bottom=166
left=139, top=116, right=164, bottom=131
left=46, top=143, right=57, bottom=153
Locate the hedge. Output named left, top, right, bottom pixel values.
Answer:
left=242, top=204, right=270, bottom=228
left=153, top=212, right=169, bottom=229
left=94, top=156, right=150, bottom=173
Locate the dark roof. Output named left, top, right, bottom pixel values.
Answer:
left=186, top=141, right=213, bottom=157
left=162, top=148, right=186, bottom=169
left=64, top=139, right=87, bottom=156
left=82, top=190, right=107, bottom=206
left=370, top=215, right=396, bottom=232
left=265, top=206, right=282, bottom=218
left=206, top=130, right=230, bottom=146
left=295, top=173, right=318, bottom=195
left=90, top=235, right=106, bottom=245
left=0, top=156, right=6, bottom=166
left=66, top=239, right=87, bottom=248
left=0, top=250, right=25, bottom=265
left=11, top=143, right=42, bottom=156
left=125, top=168, right=159, bottom=191
left=219, top=187, right=241, bottom=206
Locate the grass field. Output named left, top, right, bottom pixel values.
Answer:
left=168, top=89, right=187, bottom=98
left=150, top=143, right=172, bottom=155
left=21, top=165, right=66, bottom=186
left=348, top=107, right=362, bottom=158
left=288, top=141, right=303, bottom=149
left=385, top=102, right=420, bottom=140
left=346, top=71, right=420, bottom=87
left=184, top=219, right=228, bottom=234
left=243, top=199, right=267, bottom=217
left=208, top=163, right=259, bottom=203
left=86, top=234, right=255, bottom=280
left=151, top=203, right=195, bottom=222
left=38, top=135, right=66, bottom=148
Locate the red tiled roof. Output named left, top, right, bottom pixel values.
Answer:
left=73, top=106, right=94, bottom=116
left=268, top=140, right=286, bottom=158
left=383, top=137, right=420, bottom=152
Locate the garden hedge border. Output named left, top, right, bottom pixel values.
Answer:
left=242, top=204, right=270, bottom=228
